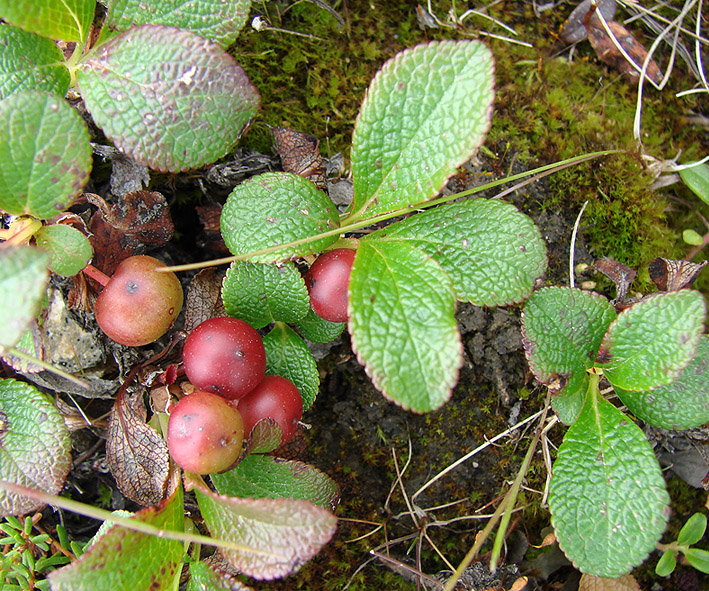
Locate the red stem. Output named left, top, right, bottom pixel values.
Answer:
left=82, top=263, right=111, bottom=287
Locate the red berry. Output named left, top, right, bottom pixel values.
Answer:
left=167, top=390, right=244, bottom=474
left=304, top=248, right=356, bottom=322
left=94, top=255, right=183, bottom=346
left=182, top=317, right=266, bottom=400
left=237, top=375, right=303, bottom=445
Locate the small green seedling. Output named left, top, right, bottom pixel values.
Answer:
left=656, top=512, right=709, bottom=577
left=521, top=280, right=707, bottom=578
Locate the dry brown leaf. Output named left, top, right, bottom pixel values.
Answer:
left=648, top=257, right=708, bottom=292
left=183, top=268, right=227, bottom=332
left=195, top=204, right=230, bottom=255
left=593, top=257, right=637, bottom=304
left=88, top=190, right=174, bottom=277
left=106, top=389, right=174, bottom=506
left=586, top=14, right=663, bottom=85
left=272, top=126, right=327, bottom=191
left=579, top=573, right=642, bottom=591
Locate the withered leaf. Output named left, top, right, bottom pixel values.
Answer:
left=586, top=14, right=663, bottom=84
left=106, top=388, right=174, bottom=507
left=195, top=204, right=230, bottom=255
left=88, top=190, right=174, bottom=276
left=184, top=268, right=227, bottom=332
left=648, top=257, right=707, bottom=291
left=272, top=127, right=327, bottom=191
left=593, top=257, right=637, bottom=304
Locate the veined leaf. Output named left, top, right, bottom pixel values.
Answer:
left=263, top=323, right=319, bottom=411
left=222, top=261, right=309, bottom=329
left=348, top=240, right=461, bottom=412
left=521, top=287, right=616, bottom=424
left=102, top=0, right=251, bottom=48
left=549, top=384, right=669, bottom=577
left=35, top=224, right=92, bottom=276
left=49, top=486, right=184, bottom=591
left=0, top=25, right=70, bottom=100
left=220, top=172, right=340, bottom=261
left=0, top=378, right=71, bottom=517
left=614, top=336, right=709, bottom=430
left=597, top=291, right=706, bottom=391
left=0, top=90, right=91, bottom=218
left=349, top=40, right=494, bottom=220
left=369, top=199, right=546, bottom=306
left=0, top=246, right=50, bottom=351
left=0, top=0, right=94, bottom=42
left=679, top=161, right=709, bottom=206
left=78, top=25, right=259, bottom=172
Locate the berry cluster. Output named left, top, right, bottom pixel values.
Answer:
left=168, top=317, right=303, bottom=475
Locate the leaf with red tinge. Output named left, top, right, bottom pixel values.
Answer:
left=186, top=473, right=337, bottom=580
left=106, top=390, right=174, bottom=507
left=0, top=379, right=71, bottom=517
left=49, top=485, right=184, bottom=591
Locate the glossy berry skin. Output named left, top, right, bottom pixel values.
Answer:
left=94, top=255, right=183, bottom=346
left=304, top=248, right=356, bottom=322
left=182, top=317, right=266, bottom=401
left=167, top=390, right=244, bottom=474
left=237, top=375, right=303, bottom=445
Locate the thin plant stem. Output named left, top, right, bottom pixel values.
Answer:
left=569, top=200, right=589, bottom=289
left=4, top=347, right=89, bottom=389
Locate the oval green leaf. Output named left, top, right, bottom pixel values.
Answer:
left=0, top=246, right=50, bottom=350
left=521, top=287, right=616, bottom=424
left=677, top=512, right=707, bottom=547
left=655, top=549, right=677, bottom=577
left=102, top=0, right=251, bottom=48
left=0, top=25, right=70, bottom=100
left=679, top=162, right=709, bottom=206
left=294, top=307, right=345, bottom=344
left=0, top=378, right=71, bottom=517
left=263, top=323, right=319, bottom=411
left=221, top=172, right=340, bottom=261
left=614, top=336, right=709, bottom=430
left=349, top=240, right=461, bottom=412
left=35, top=224, right=92, bottom=276
left=222, top=261, right=310, bottom=329
left=188, top=475, right=337, bottom=580
left=49, top=485, right=184, bottom=591
left=549, top=390, right=670, bottom=577
left=78, top=25, right=260, bottom=173
left=597, top=291, right=706, bottom=391
left=369, top=199, right=546, bottom=306
left=348, top=40, right=494, bottom=220
left=0, top=90, right=91, bottom=218
left=0, top=0, right=94, bottom=42
left=684, top=548, right=709, bottom=574
left=211, top=455, right=339, bottom=511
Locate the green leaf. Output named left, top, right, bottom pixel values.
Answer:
left=103, top=0, right=251, bottom=48
left=0, top=378, right=71, bottom=517
left=212, top=455, right=339, bottom=510
left=655, top=549, right=677, bottom=577
left=0, top=246, right=50, bottom=350
left=294, top=307, right=345, bottom=343
left=614, top=336, right=709, bottom=430
left=521, top=287, right=616, bottom=424
left=48, top=486, right=184, bottom=591
left=222, top=261, right=309, bottom=329
left=597, top=291, right=706, bottom=391
left=186, top=560, right=253, bottom=591
left=348, top=240, right=461, bottom=412
left=0, top=25, right=70, bottom=100
left=677, top=512, right=707, bottom=547
left=221, top=173, right=340, bottom=261
left=684, top=548, right=709, bottom=574
left=263, top=323, right=319, bottom=411
left=548, top=385, right=670, bottom=577
left=35, top=224, right=92, bottom=276
left=78, top=24, right=260, bottom=173
left=0, top=90, right=92, bottom=218
left=187, top=474, right=337, bottom=580
left=0, top=0, right=94, bottom=42
left=348, top=40, right=494, bottom=220
left=368, top=199, right=546, bottom=306
left=683, top=228, right=704, bottom=246
left=679, top=162, right=709, bottom=206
